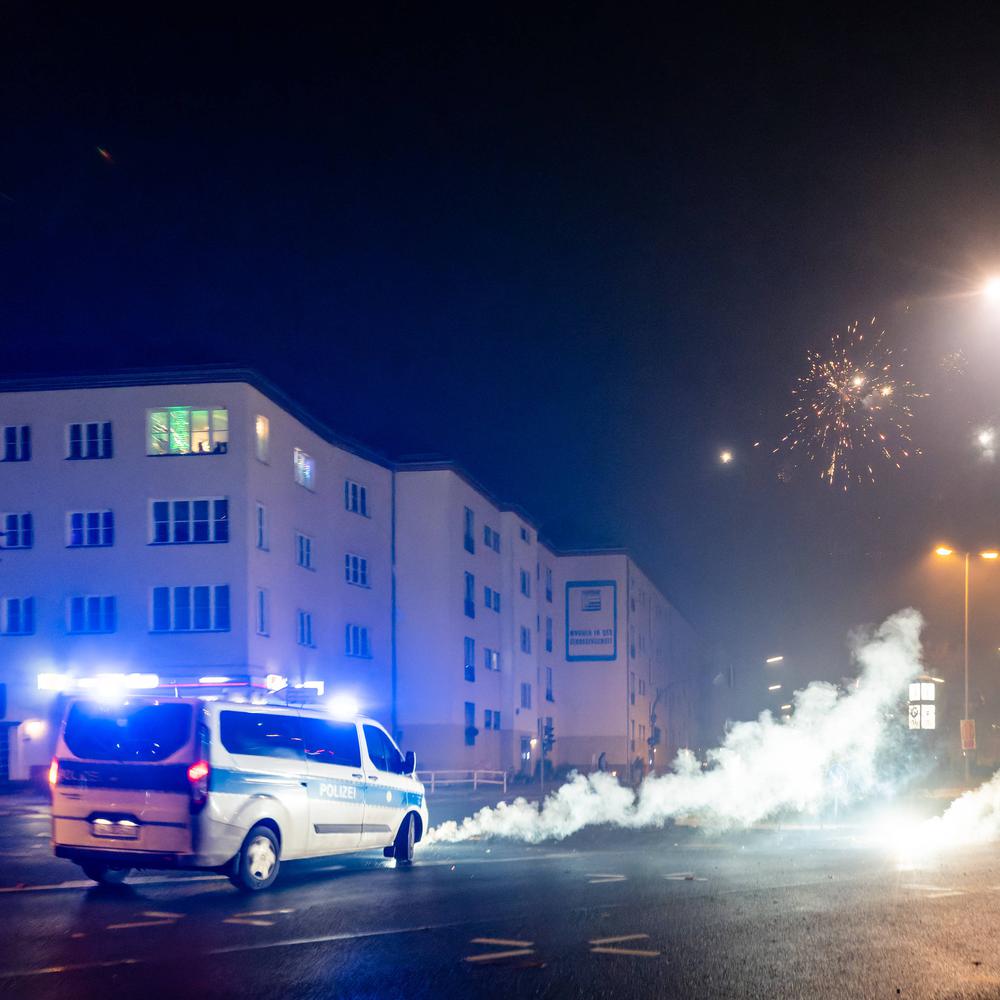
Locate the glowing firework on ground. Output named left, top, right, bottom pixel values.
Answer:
left=776, top=318, right=925, bottom=489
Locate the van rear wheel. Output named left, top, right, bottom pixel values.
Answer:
left=81, top=862, right=130, bottom=886
left=229, top=825, right=280, bottom=891
left=393, top=813, right=415, bottom=864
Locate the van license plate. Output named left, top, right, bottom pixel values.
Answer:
left=92, top=820, right=139, bottom=840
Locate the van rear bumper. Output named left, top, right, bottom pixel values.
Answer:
left=55, top=845, right=201, bottom=870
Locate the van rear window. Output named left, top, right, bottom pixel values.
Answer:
left=64, top=701, right=193, bottom=762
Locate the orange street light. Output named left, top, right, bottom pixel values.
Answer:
left=935, top=546, right=954, bottom=557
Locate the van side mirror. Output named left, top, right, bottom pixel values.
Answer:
left=403, top=750, right=416, bottom=775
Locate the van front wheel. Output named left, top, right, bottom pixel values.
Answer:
left=393, top=814, right=415, bottom=864
left=81, top=862, right=130, bottom=886
left=230, top=825, right=280, bottom=891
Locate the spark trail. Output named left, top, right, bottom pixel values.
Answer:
left=428, top=609, right=924, bottom=844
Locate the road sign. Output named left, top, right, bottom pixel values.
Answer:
left=960, top=719, right=976, bottom=751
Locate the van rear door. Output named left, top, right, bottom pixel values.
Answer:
left=52, top=699, right=196, bottom=855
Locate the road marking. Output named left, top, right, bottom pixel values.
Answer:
left=465, top=949, right=535, bottom=963
left=588, top=873, right=626, bottom=884
left=107, top=919, right=175, bottom=931
left=590, top=946, right=661, bottom=957
left=143, top=911, right=185, bottom=919
left=902, top=883, right=966, bottom=898
left=664, top=872, right=707, bottom=881
left=0, top=874, right=226, bottom=894
left=589, top=934, right=649, bottom=945
left=224, top=907, right=294, bottom=927
left=0, top=920, right=476, bottom=978
left=470, top=937, right=533, bottom=947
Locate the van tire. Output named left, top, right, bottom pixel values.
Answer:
left=393, top=813, right=415, bottom=864
left=81, top=862, right=130, bottom=886
left=229, top=824, right=280, bottom=891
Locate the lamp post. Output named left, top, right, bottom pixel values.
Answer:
left=933, top=545, right=999, bottom=783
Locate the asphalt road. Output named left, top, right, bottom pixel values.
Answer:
left=0, top=794, right=997, bottom=999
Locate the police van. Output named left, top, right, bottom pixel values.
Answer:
left=49, top=697, right=428, bottom=890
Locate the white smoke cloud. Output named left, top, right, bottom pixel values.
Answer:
left=427, top=608, right=925, bottom=844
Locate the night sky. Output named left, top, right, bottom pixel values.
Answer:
left=6, top=9, right=1000, bottom=695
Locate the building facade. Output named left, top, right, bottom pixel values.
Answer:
left=0, top=369, right=700, bottom=783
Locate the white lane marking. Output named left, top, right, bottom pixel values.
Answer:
left=664, top=872, right=707, bottom=881
left=224, top=909, right=294, bottom=927
left=107, top=919, right=174, bottom=931
left=143, top=911, right=185, bottom=919
left=589, top=934, right=649, bottom=945
left=465, top=949, right=535, bottom=963
left=470, top=937, right=533, bottom=947
left=0, top=920, right=476, bottom=978
left=590, top=946, right=661, bottom=957
left=224, top=918, right=274, bottom=927
left=901, top=883, right=966, bottom=898
left=0, top=874, right=226, bottom=894
left=588, top=873, right=626, bottom=884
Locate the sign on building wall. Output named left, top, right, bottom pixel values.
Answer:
left=566, top=580, right=617, bottom=661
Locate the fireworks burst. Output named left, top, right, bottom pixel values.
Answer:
left=776, top=317, right=925, bottom=489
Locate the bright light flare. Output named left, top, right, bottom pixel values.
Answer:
left=327, top=694, right=360, bottom=719
left=981, top=551, right=999, bottom=560
left=22, top=719, right=47, bottom=740
left=934, top=546, right=954, bottom=557
left=719, top=450, right=733, bottom=465
left=983, top=277, right=1000, bottom=300
left=765, top=655, right=784, bottom=664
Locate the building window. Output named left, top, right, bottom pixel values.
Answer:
left=520, top=736, right=531, bottom=762
left=464, top=636, right=476, bottom=682
left=345, top=553, right=369, bottom=587
left=345, top=623, right=371, bottom=658
left=519, top=568, right=531, bottom=597
left=151, top=498, right=228, bottom=544
left=1, top=513, right=33, bottom=549
left=465, top=701, right=477, bottom=746
left=151, top=585, right=230, bottom=632
left=483, top=647, right=500, bottom=672
left=493, top=590, right=500, bottom=612
left=296, top=532, right=315, bottom=570
left=463, top=507, right=475, bottom=553
left=484, top=709, right=492, bottom=730
left=464, top=572, right=475, bottom=618
left=297, top=610, right=315, bottom=647
left=545, top=616, right=553, bottom=652
left=255, top=503, right=269, bottom=550
left=344, top=479, right=368, bottom=516
left=68, top=595, right=116, bottom=634
left=2, top=425, right=30, bottom=462
left=483, top=524, right=501, bottom=552
left=545, top=567, right=553, bottom=603
left=254, top=415, right=269, bottom=463
left=545, top=666, right=554, bottom=702
left=519, top=525, right=530, bottom=544
left=256, top=588, right=269, bottom=636
left=147, top=407, right=228, bottom=456
left=1, top=597, right=35, bottom=635
left=68, top=421, right=113, bottom=460
left=520, top=625, right=531, bottom=653
left=68, top=510, right=114, bottom=548
left=630, top=672, right=636, bottom=705
left=494, top=710, right=501, bottom=729
left=293, top=448, right=316, bottom=490
left=520, top=682, right=532, bottom=709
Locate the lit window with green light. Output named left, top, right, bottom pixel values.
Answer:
left=147, top=407, right=229, bottom=456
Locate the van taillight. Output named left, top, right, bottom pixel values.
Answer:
left=187, top=759, right=210, bottom=812
left=48, top=758, right=59, bottom=788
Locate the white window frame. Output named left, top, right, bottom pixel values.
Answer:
left=344, top=552, right=369, bottom=587
left=1, top=425, right=30, bottom=462
left=296, top=531, right=315, bottom=570
left=294, top=448, right=316, bottom=490
left=254, top=414, right=270, bottom=464
left=150, top=585, right=230, bottom=633
left=67, top=510, right=114, bottom=548
left=67, top=421, right=113, bottom=460
left=67, top=595, right=117, bottom=634
left=256, top=588, right=270, bottom=636
left=345, top=623, right=371, bottom=658
left=146, top=407, right=229, bottom=456
left=520, top=682, right=532, bottom=709
left=297, top=609, right=314, bottom=647
left=150, top=498, right=229, bottom=545
left=344, top=479, right=369, bottom=516
left=0, top=512, right=33, bottom=549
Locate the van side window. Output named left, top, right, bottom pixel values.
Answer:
left=220, top=711, right=302, bottom=760
left=300, top=717, right=361, bottom=769
left=363, top=724, right=405, bottom=775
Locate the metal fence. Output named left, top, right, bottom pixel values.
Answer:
left=416, top=769, right=507, bottom=794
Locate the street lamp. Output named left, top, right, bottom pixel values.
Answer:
left=933, top=544, right=999, bottom=782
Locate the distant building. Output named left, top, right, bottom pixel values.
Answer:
left=0, top=368, right=700, bottom=783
